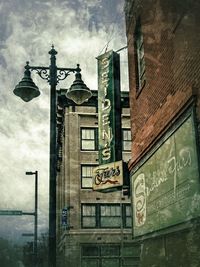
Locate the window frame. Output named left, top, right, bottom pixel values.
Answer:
left=122, top=128, right=132, bottom=152
left=81, top=204, right=97, bottom=229
left=100, top=204, right=121, bottom=229
left=134, top=17, right=146, bottom=93
left=81, top=243, right=141, bottom=267
left=81, top=164, right=98, bottom=189
left=123, top=203, right=132, bottom=228
left=80, top=127, right=98, bottom=151
left=81, top=203, right=132, bottom=229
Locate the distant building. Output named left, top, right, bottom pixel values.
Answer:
left=125, top=0, right=200, bottom=266
left=56, top=90, right=140, bottom=267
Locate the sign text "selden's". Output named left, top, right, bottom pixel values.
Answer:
left=100, top=56, right=112, bottom=161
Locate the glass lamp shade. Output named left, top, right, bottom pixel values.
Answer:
left=66, top=72, right=92, bottom=105
left=13, top=69, right=40, bottom=102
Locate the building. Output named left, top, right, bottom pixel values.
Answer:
left=56, top=89, right=140, bottom=267
left=125, top=0, right=200, bottom=266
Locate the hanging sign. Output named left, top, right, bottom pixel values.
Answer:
left=97, top=50, right=122, bottom=165
left=93, top=160, right=123, bottom=192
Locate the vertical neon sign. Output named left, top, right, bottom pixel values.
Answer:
left=97, top=50, right=122, bottom=165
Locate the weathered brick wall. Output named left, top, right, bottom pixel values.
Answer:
left=126, top=0, right=200, bottom=169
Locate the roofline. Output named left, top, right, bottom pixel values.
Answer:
left=57, top=89, right=130, bottom=108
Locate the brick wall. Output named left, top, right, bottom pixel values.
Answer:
left=125, top=0, right=200, bottom=169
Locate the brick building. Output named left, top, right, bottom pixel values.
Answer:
left=125, top=0, right=200, bottom=266
left=55, top=90, right=140, bottom=267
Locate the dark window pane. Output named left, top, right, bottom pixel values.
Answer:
left=82, top=246, right=99, bottom=256
left=101, top=259, right=120, bottom=267
left=125, top=217, right=132, bottom=228
left=82, top=259, right=99, bottom=267
left=122, top=245, right=141, bottom=257
left=124, top=204, right=132, bottom=228
left=101, top=246, right=120, bottom=256
left=123, top=258, right=140, bottom=265
left=125, top=205, right=131, bottom=216
left=135, top=19, right=146, bottom=91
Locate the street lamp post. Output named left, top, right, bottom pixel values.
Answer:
left=13, top=46, right=92, bottom=267
left=26, top=171, right=38, bottom=267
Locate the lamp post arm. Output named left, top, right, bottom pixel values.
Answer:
left=27, top=65, right=49, bottom=71
left=57, top=68, right=75, bottom=83
left=57, top=66, right=80, bottom=72
left=25, top=62, right=50, bottom=83
left=56, top=64, right=81, bottom=83
left=24, top=63, right=81, bottom=86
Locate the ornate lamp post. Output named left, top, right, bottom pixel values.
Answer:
left=13, top=46, right=92, bottom=267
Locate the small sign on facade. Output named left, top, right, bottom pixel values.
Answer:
left=93, top=160, right=123, bottom=192
left=0, top=210, right=23, bottom=216
left=61, top=208, right=68, bottom=226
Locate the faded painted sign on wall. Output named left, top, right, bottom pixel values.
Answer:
left=131, top=114, right=200, bottom=236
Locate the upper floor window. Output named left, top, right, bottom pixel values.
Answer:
left=100, top=205, right=121, bottom=228
left=135, top=17, right=146, bottom=92
left=122, top=129, right=131, bottom=151
left=81, top=128, right=98, bottom=151
left=81, top=203, right=132, bottom=229
left=81, top=165, right=96, bottom=189
left=82, top=204, right=96, bottom=228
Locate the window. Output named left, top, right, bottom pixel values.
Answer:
left=81, top=244, right=141, bottom=267
left=82, top=244, right=120, bottom=267
left=82, top=205, right=96, bottom=228
left=81, top=128, right=98, bottom=151
left=100, top=205, right=121, bottom=228
left=81, top=204, right=132, bottom=229
left=135, top=17, right=146, bottom=92
left=123, top=204, right=132, bottom=228
left=82, top=245, right=99, bottom=256
left=81, top=165, right=96, bottom=189
left=122, top=129, right=131, bottom=151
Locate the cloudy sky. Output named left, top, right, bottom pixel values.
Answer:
left=0, top=0, right=128, bottom=244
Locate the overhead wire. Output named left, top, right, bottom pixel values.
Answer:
left=97, top=3, right=127, bottom=56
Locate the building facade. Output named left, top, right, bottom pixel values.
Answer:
left=125, top=0, right=200, bottom=266
left=56, top=90, right=140, bottom=267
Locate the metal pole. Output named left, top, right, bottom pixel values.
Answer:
left=14, top=46, right=88, bottom=267
left=34, top=171, right=38, bottom=267
left=48, top=46, right=57, bottom=267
